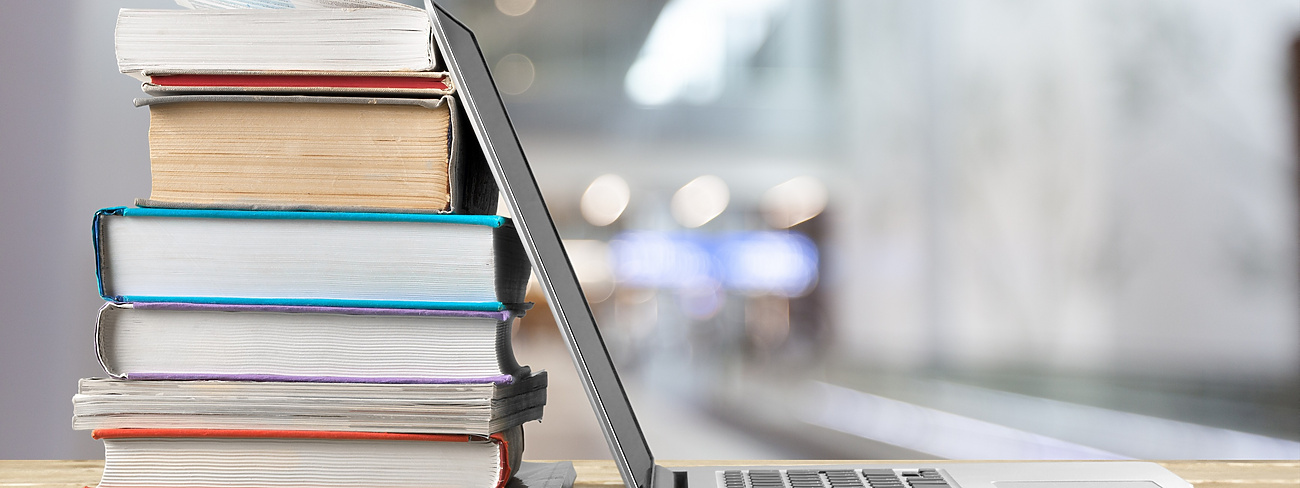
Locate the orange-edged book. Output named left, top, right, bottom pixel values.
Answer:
left=92, top=427, right=522, bottom=488
left=135, top=70, right=455, bottom=98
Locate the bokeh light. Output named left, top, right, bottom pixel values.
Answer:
left=670, top=175, right=729, bottom=228
left=494, top=0, right=536, bottom=17
left=761, top=176, right=828, bottom=229
left=493, top=53, right=535, bottom=95
left=580, top=174, right=631, bottom=227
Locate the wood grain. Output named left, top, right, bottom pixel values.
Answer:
left=2, top=460, right=1295, bottom=488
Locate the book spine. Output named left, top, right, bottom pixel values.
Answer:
left=95, top=302, right=127, bottom=379
left=93, top=207, right=127, bottom=302
left=450, top=94, right=504, bottom=215
left=490, top=430, right=514, bottom=488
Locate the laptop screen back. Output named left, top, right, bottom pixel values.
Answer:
left=425, top=4, right=656, bottom=488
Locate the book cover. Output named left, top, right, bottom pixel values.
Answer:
left=93, top=207, right=531, bottom=310
left=133, top=94, right=497, bottom=214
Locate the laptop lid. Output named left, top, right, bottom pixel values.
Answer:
left=425, top=4, right=656, bottom=488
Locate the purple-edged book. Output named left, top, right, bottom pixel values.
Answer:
left=96, top=302, right=529, bottom=384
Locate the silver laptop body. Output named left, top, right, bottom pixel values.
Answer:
left=424, top=4, right=1194, bottom=488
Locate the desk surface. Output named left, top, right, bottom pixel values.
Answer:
left=1, top=460, right=1296, bottom=488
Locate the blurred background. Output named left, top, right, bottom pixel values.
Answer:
left=2, top=0, right=1299, bottom=460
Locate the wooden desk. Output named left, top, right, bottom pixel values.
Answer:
left=1, top=460, right=1296, bottom=488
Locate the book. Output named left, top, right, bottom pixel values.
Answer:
left=115, top=4, right=440, bottom=75
left=93, top=207, right=531, bottom=310
left=84, top=4, right=551, bottom=487
left=138, top=71, right=454, bottom=97
left=135, top=95, right=496, bottom=214
left=73, top=373, right=547, bottom=435
left=93, top=302, right=528, bottom=383
left=93, top=427, right=522, bottom=488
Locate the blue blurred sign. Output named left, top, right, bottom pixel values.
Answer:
left=609, top=231, right=818, bottom=297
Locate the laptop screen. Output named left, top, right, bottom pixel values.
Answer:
left=426, top=4, right=657, bottom=488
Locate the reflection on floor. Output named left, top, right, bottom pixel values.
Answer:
left=516, top=336, right=612, bottom=460
left=518, top=336, right=799, bottom=460
left=799, top=379, right=1300, bottom=459
left=515, top=327, right=1300, bottom=461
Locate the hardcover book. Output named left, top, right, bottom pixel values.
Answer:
left=94, top=428, right=523, bottom=488
left=93, top=302, right=529, bottom=383
left=93, top=207, right=531, bottom=310
left=135, top=95, right=496, bottom=214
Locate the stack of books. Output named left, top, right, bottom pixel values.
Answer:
left=73, top=3, right=548, bottom=488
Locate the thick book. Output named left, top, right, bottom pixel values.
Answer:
left=92, top=302, right=529, bottom=383
left=73, top=372, right=546, bottom=435
left=134, top=95, right=496, bottom=214
left=93, top=427, right=522, bottom=488
left=116, top=4, right=440, bottom=75
left=93, top=207, right=531, bottom=310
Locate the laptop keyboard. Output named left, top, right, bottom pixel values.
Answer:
left=721, top=469, right=950, bottom=488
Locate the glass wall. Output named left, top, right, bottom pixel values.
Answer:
left=0, top=0, right=1296, bottom=460
left=451, top=0, right=1300, bottom=460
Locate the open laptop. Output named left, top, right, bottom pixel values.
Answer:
left=423, top=4, right=1194, bottom=488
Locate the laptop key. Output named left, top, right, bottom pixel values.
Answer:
left=722, top=471, right=746, bottom=488
left=824, top=470, right=864, bottom=488
left=748, top=470, right=785, bottom=488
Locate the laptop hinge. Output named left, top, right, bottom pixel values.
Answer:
left=651, top=465, right=686, bottom=488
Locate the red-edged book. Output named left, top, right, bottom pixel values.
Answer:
left=92, top=427, right=522, bottom=488
left=134, top=70, right=454, bottom=97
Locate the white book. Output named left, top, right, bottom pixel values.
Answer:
left=93, top=208, right=531, bottom=309
left=115, top=3, right=438, bottom=75
left=73, top=373, right=546, bottom=435
left=92, top=302, right=529, bottom=383
left=94, top=427, right=523, bottom=488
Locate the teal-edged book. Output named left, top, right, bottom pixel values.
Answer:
left=93, top=207, right=530, bottom=311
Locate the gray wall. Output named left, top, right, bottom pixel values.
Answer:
left=0, top=0, right=164, bottom=459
